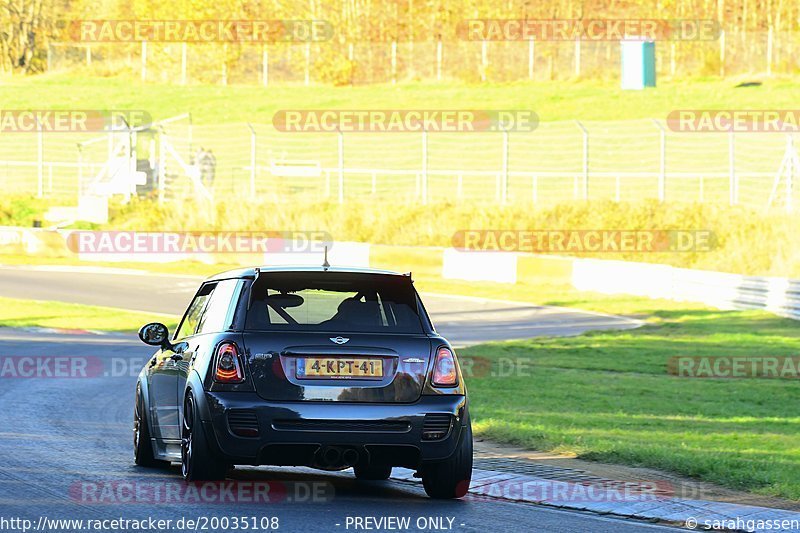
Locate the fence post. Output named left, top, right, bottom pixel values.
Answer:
left=37, top=121, right=43, bottom=197
left=421, top=128, right=428, bottom=205
left=729, top=130, right=737, bottom=205
left=391, top=41, right=397, bottom=84
left=77, top=143, right=83, bottom=199
left=501, top=129, right=509, bottom=204
left=262, top=45, right=269, bottom=86
left=528, top=39, right=535, bottom=80
left=188, top=113, right=193, bottom=154
left=157, top=133, right=165, bottom=204
left=767, top=26, right=773, bottom=76
left=141, top=41, right=147, bottom=82
left=46, top=43, right=52, bottom=72
left=247, top=123, right=256, bottom=197
left=304, top=42, right=311, bottom=86
left=222, top=43, right=228, bottom=85
left=480, top=41, right=488, bottom=82
left=107, top=128, right=114, bottom=176
left=181, top=42, right=187, bottom=85
left=148, top=138, right=156, bottom=183
left=719, top=30, right=725, bottom=77
left=127, top=127, right=136, bottom=203
left=653, top=119, right=666, bottom=202
left=670, top=42, right=676, bottom=77
left=436, top=40, right=442, bottom=81
left=576, top=121, right=589, bottom=199
left=786, top=134, right=794, bottom=213
left=337, top=129, right=344, bottom=204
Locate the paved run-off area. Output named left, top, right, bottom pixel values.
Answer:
left=0, top=330, right=680, bottom=532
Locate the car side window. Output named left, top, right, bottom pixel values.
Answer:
left=175, top=283, right=216, bottom=340
left=197, top=279, right=240, bottom=334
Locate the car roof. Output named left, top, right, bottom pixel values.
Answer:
left=204, top=265, right=408, bottom=282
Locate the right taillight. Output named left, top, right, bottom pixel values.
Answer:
left=432, top=347, right=458, bottom=387
left=214, top=342, right=245, bottom=383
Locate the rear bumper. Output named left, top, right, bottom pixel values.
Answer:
left=200, top=391, right=468, bottom=469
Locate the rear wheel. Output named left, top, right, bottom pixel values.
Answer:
left=421, top=421, right=473, bottom=499
left=134, top=385, right=168, bottom=468
left=181, top=393, right=227, bottom=481
left=354, top=463, right=393, bottom=481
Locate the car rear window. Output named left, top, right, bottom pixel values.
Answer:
left=246, top=272, right=425, bottom=333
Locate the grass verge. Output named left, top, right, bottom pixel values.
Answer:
left=3, top=75, right=797, bottom=123
left=463, top=306, right=800, bottom=500
left=0, top=297, right=178, bottom=333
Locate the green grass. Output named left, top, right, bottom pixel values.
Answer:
left=0, top=254, right=224, bottom=278
left=2, top=74, right=798, bottom=123
left=0, top=297, right=178, bottom=332
left=463, top=307, right=800, bottom=500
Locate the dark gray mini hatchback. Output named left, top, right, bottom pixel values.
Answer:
left=134, top=266, right=472, bottom=499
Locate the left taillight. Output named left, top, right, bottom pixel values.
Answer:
left=432, top=347, right=458, bottom=387
left=214, top=342, right=245, bottom=384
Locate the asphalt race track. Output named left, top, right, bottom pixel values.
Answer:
left=0, top=265, right=643, bottom=345
left=0, top=266, right=670, bottom=532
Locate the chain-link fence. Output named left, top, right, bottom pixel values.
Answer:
left=2, top=118, right=797, bottom=212
left=46, top=30, right=799, bottom=85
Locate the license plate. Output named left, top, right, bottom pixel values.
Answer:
left=297, top=357, right=383, bottom=379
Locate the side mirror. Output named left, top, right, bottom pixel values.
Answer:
left=138, top=322, right=172, bottom=349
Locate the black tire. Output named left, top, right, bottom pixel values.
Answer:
left=181, top=393, right=227, bottom=481
left=421, top=420, right=473, bottom=499
left=354, top=463, right=393, bottom=481
left=134, top=384, right=168, bottom=468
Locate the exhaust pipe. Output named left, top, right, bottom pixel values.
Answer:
left=321, top=446, right=341, bottom=466
left=341, top=448, right=359, bottom=467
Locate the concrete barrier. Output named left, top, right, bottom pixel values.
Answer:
left=573, top=258, right=800, bottom=320
left=442, top=248, right=517, bottom=283
left=262, top=240, right=370, bottom=268
left=0, top=228, right=371, bottom=268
